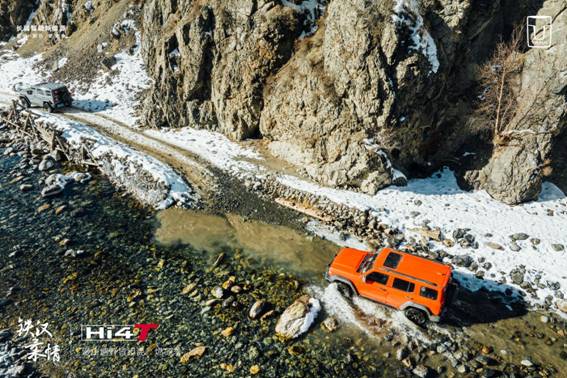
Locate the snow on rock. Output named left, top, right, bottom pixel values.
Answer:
left=392, top=0, right=440, bottom=74
left=35, top=113, right=196, bottom=209
left=281, top=0, right=326, bottom=37
left=71, top=24, right=151, bottom=126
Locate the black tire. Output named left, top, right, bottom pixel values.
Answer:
left=405, top=307, right=428, bottom=327
left=43, top=103, right=54, bottom=113
left=19, top=97, right=29, bottom=108
left=336, top=282, right=354, bottom=299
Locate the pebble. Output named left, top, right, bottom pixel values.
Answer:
left=510, top=233, right=529, bottom=241
left=551, top=244, right=564, bottom=252
left=322, top=317, right=338, bottom=332
left=509, top=241, right=521, bottom=252
left=412, top=365, right=429, bottom=378
left=37, top=203, right=51, bottom=213
left=520, top=359, right=533, bottom=367
left=19, top=183, right=32, bottom=191
left=211, top=286, right=224, bottom=299
left=249, top=300, right=267, bottom=320
left=485, top=242, right=503, bottom=250
left=220, top=327, right=235, bottom=337
left=540, top=315, right=549, bottom=323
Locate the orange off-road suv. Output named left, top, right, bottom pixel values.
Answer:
left=326, top=247, right=453, bottom=326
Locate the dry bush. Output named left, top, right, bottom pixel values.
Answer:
left=476, top=27, right=525, bottom=145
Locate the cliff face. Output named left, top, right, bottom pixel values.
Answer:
left=142, top=0, right=543, bottom=197
left=4, top=0, right=565, bottom=204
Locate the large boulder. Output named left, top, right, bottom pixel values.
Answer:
left=275, top=295, right=320, bottom=340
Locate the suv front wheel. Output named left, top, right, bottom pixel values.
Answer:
left=43, top=102, right=54, bottom=113
left=405, top=307, right=427, bottom=327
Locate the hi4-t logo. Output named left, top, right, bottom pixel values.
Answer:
left=81, top=324, right=159, bottom=342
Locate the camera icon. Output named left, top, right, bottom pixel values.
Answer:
left=526, top=16, right=552, bottom=49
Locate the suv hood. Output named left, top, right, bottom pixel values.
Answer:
left=330, top=248, right=368, bottom=273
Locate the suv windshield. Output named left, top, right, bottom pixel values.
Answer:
left=358, top=253, right=377, bottom=273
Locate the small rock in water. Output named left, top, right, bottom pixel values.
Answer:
left=412, top=365, right=429, bottom=378
left=211, top=286, right=224, bottom=299
left=540, top=315, right=549, bottom=323
left=520, top=359, right=533, bottom=367
left=249, top=300, right=268, bottom=320
left=37, top=204, right=51, bottom=213
left=179, top=346, right=206, bottom=364
left=321, top=317, right=338, bottom=332
left=19, top=183, right=32, bottom=192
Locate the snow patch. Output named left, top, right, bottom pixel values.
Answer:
left=281, top=0, right=326, bottom=37
left=298, top=298, right=321, bottom=337
left=392, top=0, right=440, bottom=74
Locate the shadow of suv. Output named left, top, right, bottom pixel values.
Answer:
left=13, top=82, right=73, bottom=113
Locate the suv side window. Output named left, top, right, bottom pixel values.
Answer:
left=420, top=287, right=438, bottom=300
left=366, top=272, right=388, bottom=285
left=392, top=278, right=415, bottom=292
left=384, top=252, right=402, bottom=269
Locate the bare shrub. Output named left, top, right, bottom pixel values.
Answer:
left=476, top=28, right=525, bottom=145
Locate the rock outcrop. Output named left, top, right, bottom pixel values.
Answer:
left=465, top=0, right=566, bottom=204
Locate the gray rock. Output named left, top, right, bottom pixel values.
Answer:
left=551, top=244, right=565, bottom=252
left=275, top=295, right=320, bottom=340
left=520, top=359, right=533, bottom=367
left=509, top=241, right=521, bottom=252
left=38, top=156, right=55, bottom=171
left=510, top=233, right=529, bottom=241
left=41, top=184, right=64, bottom=198
left=412, top=365, right=429, bottom=378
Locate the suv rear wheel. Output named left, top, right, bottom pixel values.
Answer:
left=405, top=307, right=427, bottom=327
left=43, top=102, right=54, bottom=113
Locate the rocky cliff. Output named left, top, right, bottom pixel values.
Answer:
left=139, top=0, right=565, bottom=204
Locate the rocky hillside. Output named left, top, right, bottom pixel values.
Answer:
left=2, top=0, right=566, bottom=205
